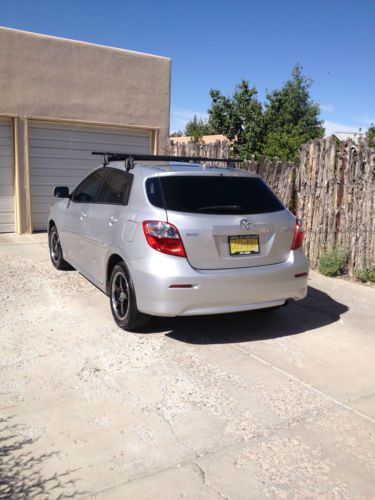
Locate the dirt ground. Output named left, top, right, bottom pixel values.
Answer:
left=1, top=233, right=375, bottom=499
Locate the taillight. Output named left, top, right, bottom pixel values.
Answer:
left=291, top=218, right=305, bottom=250
left=142, top=221, right=186, bottom=257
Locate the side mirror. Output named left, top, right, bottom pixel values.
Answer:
left=54, top=186, right=70, bottom=198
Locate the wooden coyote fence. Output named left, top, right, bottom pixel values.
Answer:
left=296, top=138, right=375, bottom=273
left=168, top=137, right=375, bottom=274
left=167, top=138, right=231, bottom=160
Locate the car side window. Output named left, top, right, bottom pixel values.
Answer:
left=72, top=169, right=107, bottom=203
left=97, top=169, right=133, bottom=205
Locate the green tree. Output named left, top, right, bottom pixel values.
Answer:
left=184, top=115, right=215, bottom=142
left=208, top=80, right=264, bottom=158
left=367, top=124, right=375, bottom=147
left=170, top=130, right=183, bottom=137
left=262, top=65, right=324, bottom=160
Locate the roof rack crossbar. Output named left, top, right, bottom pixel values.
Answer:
left=92, top=152, right=241, bottom=171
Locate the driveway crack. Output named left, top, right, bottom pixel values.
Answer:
left=193, top=462, right=230, bottom=500
left=230, top=343, right=375, bottom=426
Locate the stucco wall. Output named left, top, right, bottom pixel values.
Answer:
left=0, top=27, right=170, bottom=140
left=0, top=27, right=171, bottom=233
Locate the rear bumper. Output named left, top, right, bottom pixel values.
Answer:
left=130, top=249, right=309, bottom=317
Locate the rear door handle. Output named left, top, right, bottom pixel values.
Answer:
left=109, top=215, right=118, bottom=226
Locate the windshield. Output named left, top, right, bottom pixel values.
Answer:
left=146, top=175, right=285, bottom=215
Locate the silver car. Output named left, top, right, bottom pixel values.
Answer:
left=48, top=155, right=308, bottom=330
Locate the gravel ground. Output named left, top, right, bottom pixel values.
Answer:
left=1, top=234, right=375, bottom=499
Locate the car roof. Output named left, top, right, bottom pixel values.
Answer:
left=105, top=160, right=259, bottom=178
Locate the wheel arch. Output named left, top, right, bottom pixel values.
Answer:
left=106, top=254, right=125, bottom=295
left=48, top=219, right=56, bottom=232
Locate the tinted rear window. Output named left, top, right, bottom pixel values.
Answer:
left=146, top=175, right=284, bottom=215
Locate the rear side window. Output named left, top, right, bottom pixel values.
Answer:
left=146, top=175, right=284, bottom=215
left=146, top=177, right=164, bottom=208
left=97, top=168, right=133, bottom=205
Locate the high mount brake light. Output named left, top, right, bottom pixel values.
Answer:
left=291, top=218, right=305, bottom=250
left=142, top=221, right=186, bottom=257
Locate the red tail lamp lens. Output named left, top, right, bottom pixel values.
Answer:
left=142, top=221, right=186, bottom=257
left=291, top=218, right=305, bottom=250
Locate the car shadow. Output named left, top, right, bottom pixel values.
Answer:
left=141, top=286, right=349, bottom=344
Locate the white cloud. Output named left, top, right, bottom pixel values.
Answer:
left=320, top=104, right=335, bottom=113
left=170, top=109, right=208, bottom=133
left=362, top=116, right=375, bottom=126
left=323, top=120, right=363, bottom=138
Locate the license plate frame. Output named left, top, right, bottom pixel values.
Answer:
left=228, top=235, right=260, bottom=256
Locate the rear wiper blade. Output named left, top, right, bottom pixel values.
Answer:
left=197, top=205, right=243, bottom=213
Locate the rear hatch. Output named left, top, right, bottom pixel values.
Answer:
left=146, top=171, right=296, bottom=270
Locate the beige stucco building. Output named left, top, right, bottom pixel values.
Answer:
left=0, top=27, right=171, bottom=233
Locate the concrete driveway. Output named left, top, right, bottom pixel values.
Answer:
left=1, top=234, right=375, bottom=499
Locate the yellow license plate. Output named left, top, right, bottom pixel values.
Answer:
left=229, top=235, right=260, bottom=255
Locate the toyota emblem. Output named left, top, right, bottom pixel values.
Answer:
left=240, top=219, right=253, bottom=229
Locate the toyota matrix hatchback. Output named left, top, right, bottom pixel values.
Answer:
left=48, top=154, right=308, bottom=330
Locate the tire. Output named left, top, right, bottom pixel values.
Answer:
left=48, top=225, right=72, bottom=270
left=109, top=262, right=150, bottom=331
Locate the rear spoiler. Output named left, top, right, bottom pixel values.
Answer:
left=91, top=152, right=241, bottom=171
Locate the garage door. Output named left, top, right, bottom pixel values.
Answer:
left=0, top=118, right=15, bottom=233
left=29, top=121, right=152, bottom=231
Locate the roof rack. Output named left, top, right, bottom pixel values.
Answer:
left=92, top=152, right=241, bottom=172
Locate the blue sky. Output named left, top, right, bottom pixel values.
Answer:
left=1, top=0, right=374, bottom=135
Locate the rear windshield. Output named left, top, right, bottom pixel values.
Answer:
left=146, top=175, right=284, bottom=215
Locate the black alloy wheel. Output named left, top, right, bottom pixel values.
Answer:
left=49, top=225, right=71, bottom=270
left=109, top=262, right=150, bottom=331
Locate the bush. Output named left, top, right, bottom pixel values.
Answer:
left=318, top=247, right=348, bottom=277
left=356, top=267, right=375, bottom=283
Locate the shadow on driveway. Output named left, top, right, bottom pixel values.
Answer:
left=0, top=416, right=87, bottom=499
left=144, top=286, right=349, bottom=344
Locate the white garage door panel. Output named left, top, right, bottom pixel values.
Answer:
left=31, top=164, right=97, bottom=174
left=30, top=126, right=150, bottom=142
left=31, top=157, right=96, bottom=168
left=0, top=119, right=15, bottom=233
left=30, top=173, right=93, bottom=186
left=0, top=165, right=13, bottom=191
left=30, top=137, right=150, bottom=151
left=29, top=121, right=152, bottom=231
left=30, top=143, right=149, bottom=159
